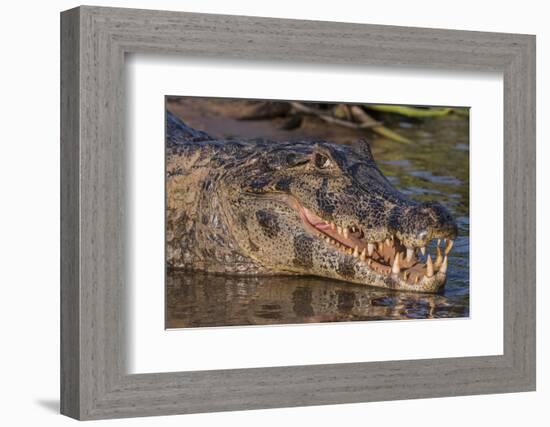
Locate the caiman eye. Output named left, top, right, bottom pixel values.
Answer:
left=314, top=153, right=332, bottom=169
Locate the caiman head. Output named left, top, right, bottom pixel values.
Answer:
left=218, top=138, right=458, bottom=293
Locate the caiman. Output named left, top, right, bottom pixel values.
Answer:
left=166, top=111, right=458, bottom=293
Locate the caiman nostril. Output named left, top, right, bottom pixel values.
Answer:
left=391, top=201, right=457, bottom=248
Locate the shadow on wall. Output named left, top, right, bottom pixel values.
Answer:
left=35, top=399, right=59, bottom=414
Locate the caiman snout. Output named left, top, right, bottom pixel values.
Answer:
left=390, top=201, right=458, bottom=249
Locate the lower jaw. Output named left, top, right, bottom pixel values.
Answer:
left=315, top=260, right=446, bottom=293
left=371, top=271, right=446, bottom=293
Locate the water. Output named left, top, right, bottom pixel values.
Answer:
left=167, top=271, right=466, bottom=328
left=166, top=101, right=470, bottom=328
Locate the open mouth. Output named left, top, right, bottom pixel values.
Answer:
left=295, top=203, right=454, bottom=287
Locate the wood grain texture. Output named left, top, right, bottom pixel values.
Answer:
left=60, top=5, right=536, bottom=420
left=60, top=7, right=80, bottom=419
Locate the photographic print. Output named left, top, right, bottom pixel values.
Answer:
left=165, top=97, right=469, bottom=328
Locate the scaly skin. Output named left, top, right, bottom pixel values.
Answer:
left=166, top=111, right=457, bottom=292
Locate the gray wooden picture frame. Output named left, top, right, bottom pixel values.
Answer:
left=60, top=5, right=536, bottom=420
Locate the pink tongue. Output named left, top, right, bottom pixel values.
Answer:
left=302, top=208, right=320, bottom=222
left=302, top=207, right=331, bottom=230
left=315, top=223, right=331, bottom=230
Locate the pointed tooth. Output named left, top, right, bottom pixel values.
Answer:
left=406, top=248, right=414, bottom=262
left=437, top=238, right=441, bottom=247
left=385, top=238, right=392, bottom=247
left=403, top=271, right=409, bottom=280
left=426, top=254, right=434, bottom=277
left=435, top=246, right=443, bottom=267
left=392, top=253, right=401, bottom=274
left=368, top=259, right=372, bottom=267
left=414, top=276, right=419, bottom=284
left=378, top=242, right=384, bottom=251
left=368, top=243, right=375, bottom=256
left=337, top=226, right=343, bottom=235
left=353, top=246, right=359, bottom=257
left=420, top=246, right=426, bottom=256
left=343, top=228, right=349, bottom=238
left=360, top=248, right=367, bottom=261
left=445, top=239, right=454, bottom=255
left=439, top=255, right=448, bottom=274
left=330, top=223, right=336, bottom=231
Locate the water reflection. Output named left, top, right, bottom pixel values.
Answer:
left=166, top=271, right=469, bottom=328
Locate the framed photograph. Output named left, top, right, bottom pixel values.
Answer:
left=164, top=96, right=470, bottom=329
left=61, top=6, right=536, bottom=420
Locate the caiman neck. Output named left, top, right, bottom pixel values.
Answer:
left=166, top=179, right=268, bottom=274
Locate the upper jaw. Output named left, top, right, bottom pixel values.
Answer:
left=390, top=202, right=458, bottom=247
